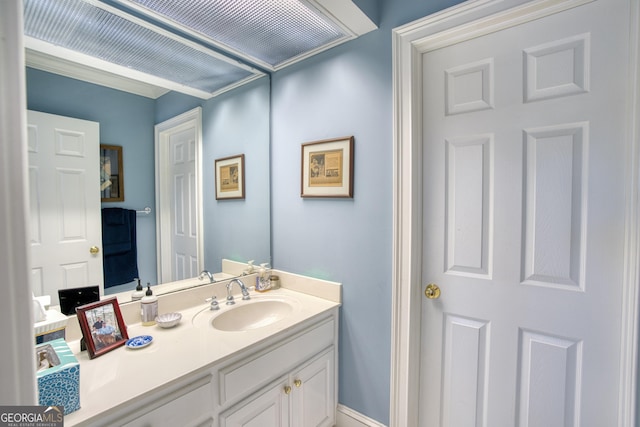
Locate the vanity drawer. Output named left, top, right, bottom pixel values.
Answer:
left=218, top=316, right=335, bottom=407
left=119, top=375, right=213, bottom=427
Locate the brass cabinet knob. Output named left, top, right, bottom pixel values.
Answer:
left=89, top=246, right=100, bottom=255
left=294, top=379, right=302, bottom=388
left=284, top=385, right=292, bottom=395
left=425, top=283, right=441, bottom=299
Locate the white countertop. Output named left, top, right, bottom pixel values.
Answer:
left=64, top=283, right=340, bottom=426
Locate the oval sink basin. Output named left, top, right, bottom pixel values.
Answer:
left=212, top=300, right=293, bottom=331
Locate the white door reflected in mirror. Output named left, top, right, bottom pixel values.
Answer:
left=155, top=107, right=203, bottom=283
left=27, top=110, right=103, bottom=306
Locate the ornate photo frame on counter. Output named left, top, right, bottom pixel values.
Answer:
left=301, top=136, right=354, bottom=198
left=100, top=144, right=124, bottom=202
left=76, top=297, right=128, bottom=359
left=215, top=154, right=245, bottom=200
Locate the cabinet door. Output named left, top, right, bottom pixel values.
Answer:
left=218, top=318, right=335, bottom=407
left=220, top=378, right=290, bottom=427
left=290, top=348, right=335, bottom=427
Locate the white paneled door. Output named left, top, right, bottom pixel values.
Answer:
left=419, top=0, right=632, bottom=425
left=155, top=107, right=202, bottom=284
left=27, top=110, right=103, bottom=306
left=169, top=127, right=198, bottom=280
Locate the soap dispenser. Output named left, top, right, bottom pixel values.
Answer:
left=131, top=278, right=145, bottom=301
left=255, top=263, right=272, bottom=292
left=140, top=283, right=158, bottom=326
left=243, top=260, right=255, bottom=276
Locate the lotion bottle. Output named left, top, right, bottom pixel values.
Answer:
left=131, top=278, right=145, bottom=301
left=140, top=283, right=158, bottom=326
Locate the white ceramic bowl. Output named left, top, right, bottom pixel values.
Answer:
left=155, top=312, right=182, bottom=328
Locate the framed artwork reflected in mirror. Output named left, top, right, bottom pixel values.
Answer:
left=100, top=144, right=124, bottom=202
left=215, top=154, right=245, bottom=200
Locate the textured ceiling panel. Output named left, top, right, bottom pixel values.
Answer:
left=123, top=0, right=350, bottom=67
left=23, top=0, right=257, bottom=95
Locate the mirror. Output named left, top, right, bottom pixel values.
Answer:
left=26, top=67, right=271, bottom=304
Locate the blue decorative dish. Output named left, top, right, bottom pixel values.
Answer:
left=125, top=335, right=153, bottom=349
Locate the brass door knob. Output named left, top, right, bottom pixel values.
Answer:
left=89, top=246, right=100, bottom=255
left=425, top=283, right=441, bottom=299
left=294, top=379, right=302, bottom=388
left=284, top=385, right=292, bottom=395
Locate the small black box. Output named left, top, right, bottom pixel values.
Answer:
left=58, top=286, right=100, bottom=315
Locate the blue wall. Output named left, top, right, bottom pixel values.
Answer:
left=155, top=78, right=272, bottom=271
left=26, top=68, right=158, bottom=286
left=270, top=0, right=464, bottom=424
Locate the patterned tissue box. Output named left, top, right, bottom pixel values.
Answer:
left=35, top=338, right=80, bottom=415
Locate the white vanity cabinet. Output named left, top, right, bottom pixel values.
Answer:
left=64, top=287, right=340, bottom=427
left=217, top=311, right=338, bottom=427
left=219, top=348, right=335, bottom=427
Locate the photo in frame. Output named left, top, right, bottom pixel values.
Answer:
left=215, top=154, right=245, bottom=200
left=76, top=297, right=128, bottom=359
left=301, top=136, right=354, bottom=198
left=100, top=144, right=124, bottom=202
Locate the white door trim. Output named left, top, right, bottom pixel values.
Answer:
left=389, top=0, right=640, bottom=425
left=0, top=0, right=37, bottom=405
left=155, top=107, right=203, bottom=283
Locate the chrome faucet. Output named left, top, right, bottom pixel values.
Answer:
left=226, top=278, right=250, bottom=305
left=199, top=269, right=215, bottom=283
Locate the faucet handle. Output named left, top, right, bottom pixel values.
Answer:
left=205, top=296, right=220, bottom=310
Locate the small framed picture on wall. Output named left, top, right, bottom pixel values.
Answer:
left=215, top=154, right=245, bottom=200
left=301, top=136, right=354, bottom=198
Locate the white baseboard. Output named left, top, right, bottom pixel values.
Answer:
left=336, top=404, right=387, bottom=427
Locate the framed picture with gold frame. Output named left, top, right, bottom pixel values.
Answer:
left=215, top=154, right=245, bottom=200
left=100, top=144, right=124, bottom=202
left=301, top=136, right=354, bottom=198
